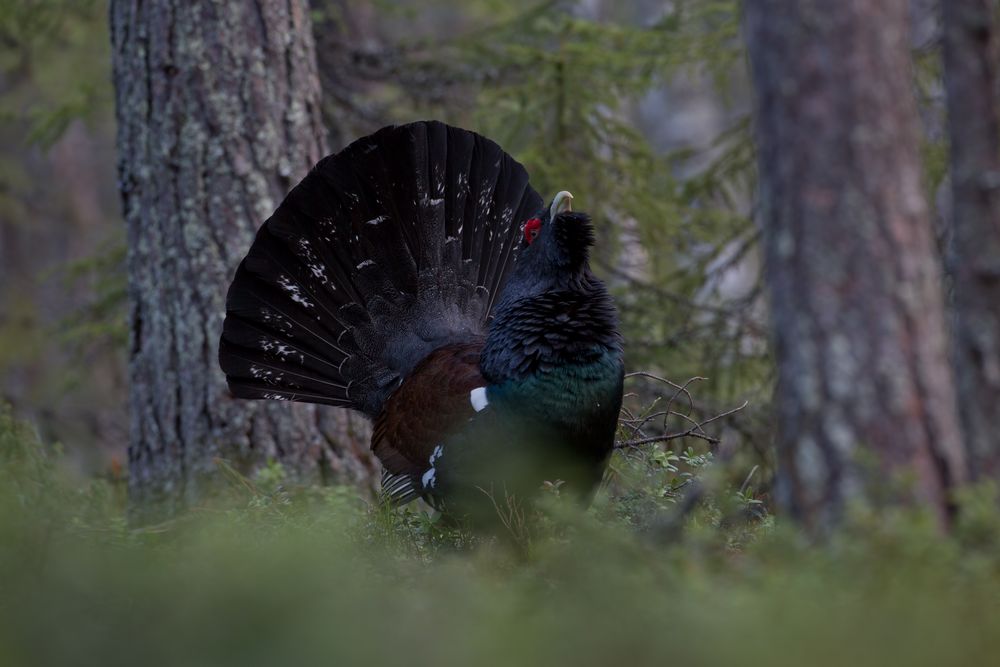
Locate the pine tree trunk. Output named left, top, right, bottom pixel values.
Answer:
left=110, top=0, right=374, bottom=519
left=743, top=0, right=966, bottom=531
left=943, top=0, right=1000, bottom=481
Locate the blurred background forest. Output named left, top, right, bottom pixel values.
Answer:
left=7, top=1, right=1000, bottom=665
left=0, top=0, right=952, bottom=490
left=1, top=0, right=978, bottom=518
left=1, top=0, right=773, bottom=478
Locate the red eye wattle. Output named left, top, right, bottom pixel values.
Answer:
left=524, top=218, right=542, bottom=245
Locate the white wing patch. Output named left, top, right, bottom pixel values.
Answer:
left=422, top=445, right=445, bottom=490
left=417, top=444, right=448, bottom=491
left=470, top=387, right=489, bottom=412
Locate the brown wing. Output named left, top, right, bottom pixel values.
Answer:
left=372, top=340, right=485, bottom=479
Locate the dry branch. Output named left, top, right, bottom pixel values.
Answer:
left=615, top=373, right=747, bottom=451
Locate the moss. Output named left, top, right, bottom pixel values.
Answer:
left=3, top=405, right=1000, bottom=665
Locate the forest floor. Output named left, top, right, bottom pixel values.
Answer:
left=2, top=405, right=999, bottom=667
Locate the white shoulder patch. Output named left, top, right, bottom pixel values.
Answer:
left=470, top=386, right=489, bottom=412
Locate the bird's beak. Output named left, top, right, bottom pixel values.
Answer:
left=550, top=191, right=573, bottom=219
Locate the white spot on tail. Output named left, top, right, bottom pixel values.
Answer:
left=276, top=276, right=313, bottom=309
left=430, top=445, right=444, bottom=465
left=470, top=387, right=489, bottom=412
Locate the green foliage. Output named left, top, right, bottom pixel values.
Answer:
left=0, top=0, right=111, bottom=189
left=3, top=406, right=1000, bottom=666
left=320, top=0, right=767, bottom=407
left=0, top=0, right=123, bottom=461
left=0, top=0, right=111, bottom=158
left=55, top=239, right=128, bottom=354
left=427, top=2, right=761, bottom=384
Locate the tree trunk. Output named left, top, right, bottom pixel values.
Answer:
left=942, top=0, right=1000, bottom=481
left=743, top=0, right=966, bottom=531
left=110, top=0, right=373, bottom=518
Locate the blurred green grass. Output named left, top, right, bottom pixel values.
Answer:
left=2, top=405, right=1000, bottom=667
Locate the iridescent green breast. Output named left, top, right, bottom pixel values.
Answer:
left=489, top=349, right=624, bottom=433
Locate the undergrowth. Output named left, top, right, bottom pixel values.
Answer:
left=2, top=404, right=1000, bottom=666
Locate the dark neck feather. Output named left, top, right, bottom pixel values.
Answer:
left=480, top=272, right=622, bottom=383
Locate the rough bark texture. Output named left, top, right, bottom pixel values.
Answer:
left=744, top=0, right=966, bottom=530
left=943, top=0, right=1000, bottom=481
left=110, top=0, right=374, bottom=518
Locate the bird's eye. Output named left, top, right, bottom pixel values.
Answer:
left=524, top=218, right=542, bottom=245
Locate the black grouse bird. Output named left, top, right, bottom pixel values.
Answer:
left=219, top=121, right=623, bottom=522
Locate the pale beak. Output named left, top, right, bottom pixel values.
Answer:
left=550, top=191, right=574, bottom=219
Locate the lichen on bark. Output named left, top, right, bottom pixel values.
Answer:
left=110, top=0, right=373, bottom=519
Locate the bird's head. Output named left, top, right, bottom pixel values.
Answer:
left=501, top=191, right=595, bottom=299
left=483, top=190, right=618, bottom=380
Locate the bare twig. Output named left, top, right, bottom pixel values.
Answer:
left=478, top=484, right=531, bottom=549
left=612, top=371, right=757, bottom=542
left=625, top=371, right=705, bottom=415
left=614, top=400, right=749, bottom=450
left=739, top=465, right=759, bottom=495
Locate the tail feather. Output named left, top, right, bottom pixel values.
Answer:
left=219, top=121, right=542, bottom=417
left=484, top=158, right=533, bottom=315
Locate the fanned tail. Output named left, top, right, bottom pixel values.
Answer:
left=219, top=121, right=543, bottom=417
